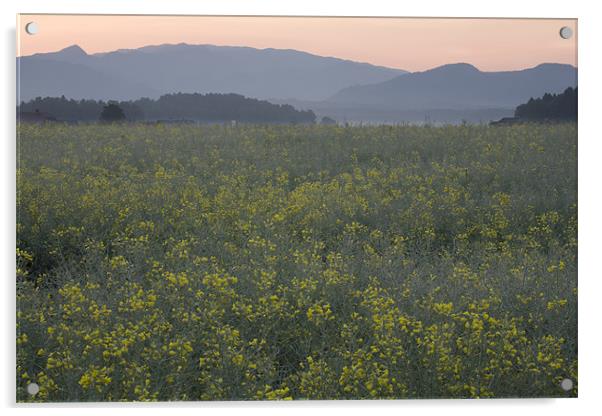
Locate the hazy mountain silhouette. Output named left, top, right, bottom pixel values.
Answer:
left=17, top=43, right=406, bottom=102
left=17, top=44, right=577, bottom=123
left=328, top=63, right=577, bottom=110
left=18, top=58, right=158, bottom=102
left=29, top=44, right=89, bottom=63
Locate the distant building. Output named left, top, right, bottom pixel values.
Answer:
left=19, top=109, right=57, bottom=124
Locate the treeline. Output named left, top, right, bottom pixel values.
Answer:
left=515, top=87, right=577, bottom=121
left=18, top=93, right=316, bottom=123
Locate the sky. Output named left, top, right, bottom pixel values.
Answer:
left=17, top=15, right=577, bottom=72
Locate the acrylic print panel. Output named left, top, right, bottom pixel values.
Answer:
left=16, top=15, right=577, bottom=402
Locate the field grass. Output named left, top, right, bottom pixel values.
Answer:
left=16, top=123, right=577, bottom=401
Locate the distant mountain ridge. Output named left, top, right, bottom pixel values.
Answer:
left=328, top=62, right=578, bottom=110
left=17, top=43, right=406, bottom=102
left=17, top=43, right=577, bottom=123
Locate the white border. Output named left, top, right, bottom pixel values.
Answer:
left=2, top=1, right=601, bottom=415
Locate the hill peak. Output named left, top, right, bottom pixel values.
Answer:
left=424, top=62, right=480, bottom=74
left=531, top=62, right=576, bottom=70
left=58, top=44, right=88, bottom=56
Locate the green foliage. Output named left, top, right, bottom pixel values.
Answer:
left=515, top=87, right=577, bottom=121
left=99, top=103, right=126, bottom=123
left=16, top=123, right=577, bottom=401
left=19, top=93, right=317, bottom=123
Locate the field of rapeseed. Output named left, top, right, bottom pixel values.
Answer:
left=16, top=123, right=577, bottom=401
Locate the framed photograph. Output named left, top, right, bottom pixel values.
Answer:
left=16, top=14, right=577, bottom=402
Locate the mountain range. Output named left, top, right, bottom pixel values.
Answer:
left=17, top=43, right=577, bottom=123
left=328, top=62, right=577, bottom=110
left=17, top=44, right=405, bottom=102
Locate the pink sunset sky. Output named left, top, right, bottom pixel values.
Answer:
left=17, top=15, right=577, bottom=72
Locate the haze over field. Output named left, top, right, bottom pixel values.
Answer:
left=18, top=43, right=577, bottom=123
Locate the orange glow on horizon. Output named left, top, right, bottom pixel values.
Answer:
left=17, top=15, right=577, bottom=72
